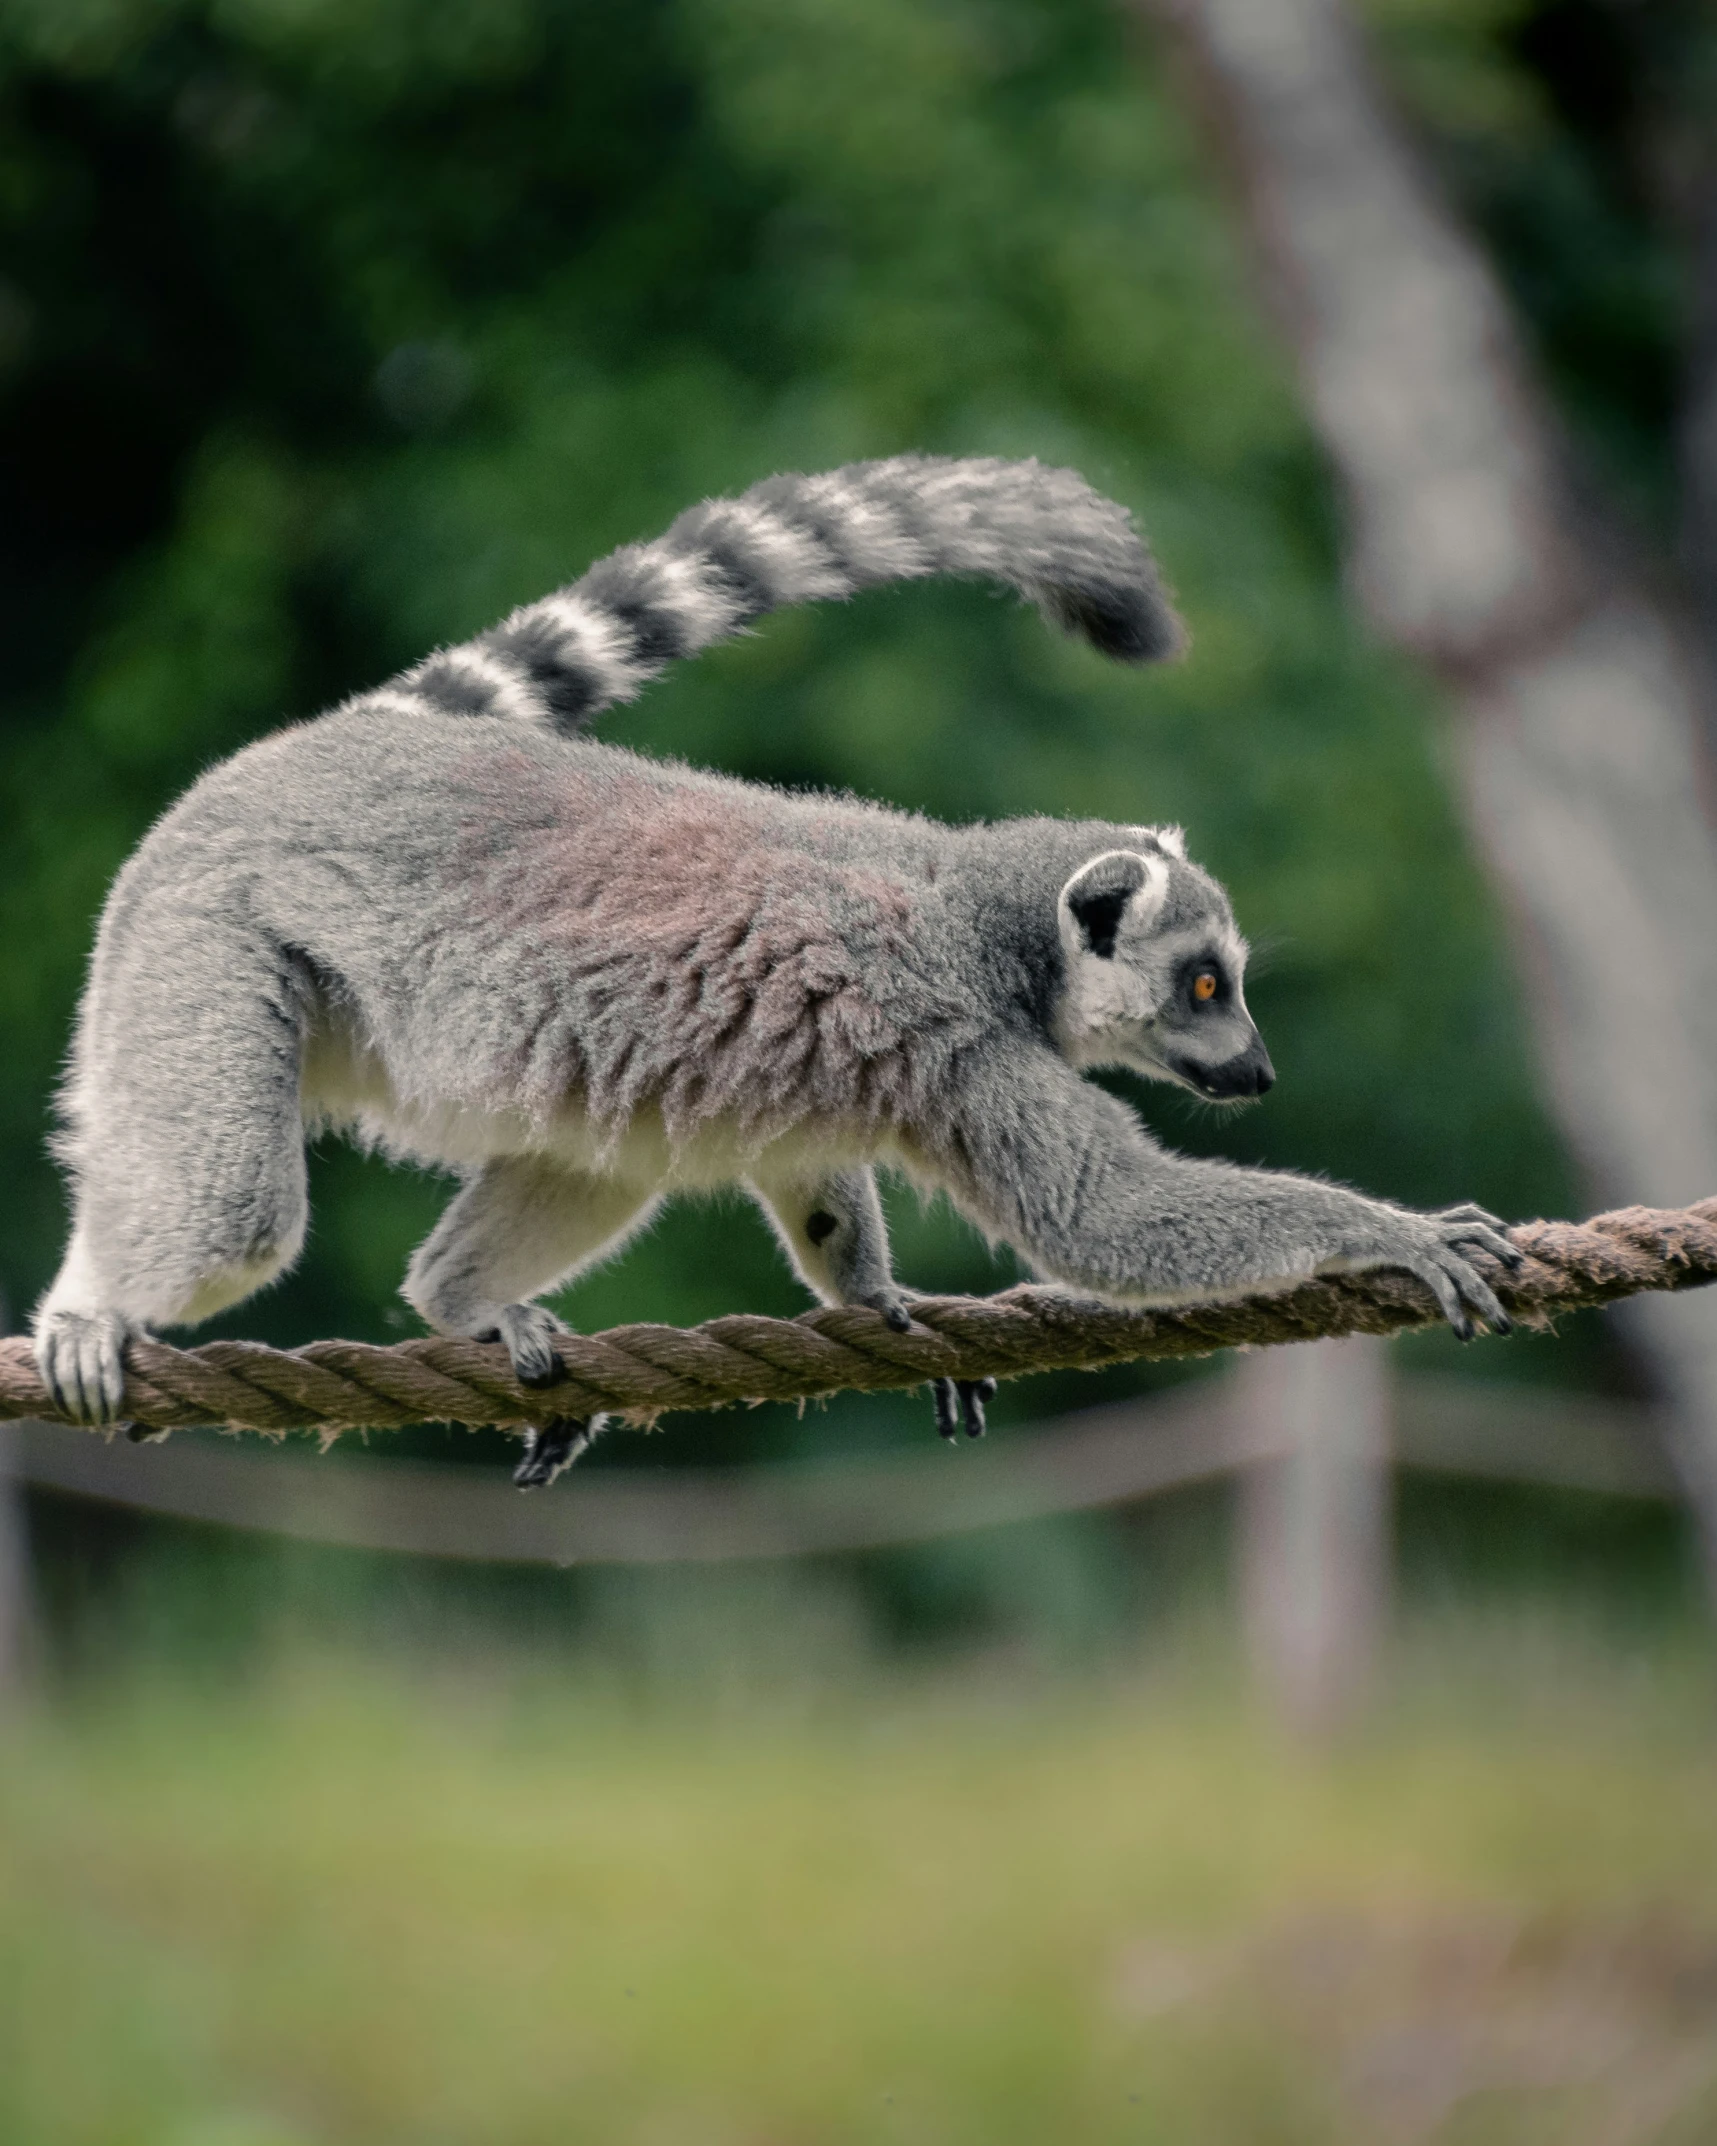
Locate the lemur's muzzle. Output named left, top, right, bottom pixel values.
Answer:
left=1179, top=1037, right=1275, bottom=1099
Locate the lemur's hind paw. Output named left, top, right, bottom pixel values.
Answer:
left=513, top=1415, right=603, bottom=1489
left=34, top=1306, right=135, bottom=1426
left=857, top=1288, right=914, bottom=1334
left=932, top=1376, right=997, bottom=1441
left=479, top=1303, right=573, bottom=1388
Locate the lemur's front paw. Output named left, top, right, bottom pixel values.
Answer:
left=477, top=1303, right=572, bottom=1388
left=34, top=1307, right=135, bottom=1425
left=1339, top=1203, right=1523, bottom=1341
left=514, top=1415, right=604, bottom=1489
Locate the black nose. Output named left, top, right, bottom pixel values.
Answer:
left=1201, top=1041, right=1275, bottom=1098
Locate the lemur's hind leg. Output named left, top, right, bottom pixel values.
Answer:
left=748, top=1162, right=910, bottom=1329
left=35, top=915, right=312, bottom=1425
left=404, top=1158, right=658, bottom=1478
left=747, top=1162, right=995, bottom=1440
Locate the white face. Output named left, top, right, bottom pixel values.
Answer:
left=1055, top=844, right=1273, bottom=1102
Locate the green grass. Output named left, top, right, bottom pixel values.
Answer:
left=6, top=1630, right=1717, bottom=2146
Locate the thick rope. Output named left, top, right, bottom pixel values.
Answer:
left=3, top=1198, right=1715, bottom=1439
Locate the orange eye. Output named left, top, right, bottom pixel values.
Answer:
left=1193, top=971, right=1218, bottom=1003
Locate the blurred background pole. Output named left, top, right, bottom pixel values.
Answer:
left=0, top=1292, right=30, bottom=1706
left=1148, top=0, right=1717, bottom=1588
left=1674, top=124, right=1717, bottom=691
left=1238, top=1336, right=1390, bottom=1735
left=0, top=1423, right=30, bottom=1707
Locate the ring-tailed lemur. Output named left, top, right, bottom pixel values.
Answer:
left=33, top=454, right=1519, bottom=1480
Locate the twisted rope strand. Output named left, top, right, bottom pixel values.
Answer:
left=5, top=1197, right=1716, bottom=1439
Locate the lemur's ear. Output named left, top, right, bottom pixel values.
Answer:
left=1059, top=849, right=1168, bottom=959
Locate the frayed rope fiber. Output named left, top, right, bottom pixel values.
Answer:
left=4, top=1199, right=1716, bottom=1440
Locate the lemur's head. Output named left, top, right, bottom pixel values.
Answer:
left=1054, top=829, right=1273, bottom=1101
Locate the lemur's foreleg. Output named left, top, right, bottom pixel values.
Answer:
left=405, top=1157, right=659, bottom=1481
left=747, top=1162, right=998, bottom=1439
left=935, top=1047, right=1522, bottom=1330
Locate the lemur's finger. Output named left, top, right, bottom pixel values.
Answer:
left=1436, top=1202, right=1509, bottom=1232
left=101, top=1322, right=128, bottom=1408
left=88, top=1338, right=120, bottom=1422
left=1438, top=1252, right=1513, bottom=1336
left=1405, top=1256, right=1474, bottom=1341
left=961, top=1378, right=997, bottom=1439
left=38, top=1335, right=71, bottom=1419
left=932, top=1379, right=961, bottom=1441
left=123, top=1421, right=171, bottom=1445
left=1440, top=1219, right=1524, bottom=1270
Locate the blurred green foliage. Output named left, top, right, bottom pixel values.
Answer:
left=0, top=0, right=1582, bottom=1459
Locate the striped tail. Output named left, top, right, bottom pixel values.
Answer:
left=377, top=454, right=1186, bottom=736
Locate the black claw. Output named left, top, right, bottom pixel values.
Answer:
left=1490, top=1310, right=1514, bottom=1337
left=122, top=1421, right=170, bottom=1445
left=883, top=1303, right=912, bottom=1334
left=516, top=1349, right=566, bottom=1390
left=513, top=1415, right=597, bottom=1489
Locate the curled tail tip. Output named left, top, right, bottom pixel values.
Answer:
left=1036, top=578, right=1190, bottom=665
left=884, top=451, right=1190, bottom=663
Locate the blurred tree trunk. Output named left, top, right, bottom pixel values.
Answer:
left=1685, top=192, right=1717, bottom=684
left=1238, top=1335, right=1390, bottom=1735
left=0, top=1294, right=32, bottom=1704
left=1140, top=0, right=1717, bottom=1576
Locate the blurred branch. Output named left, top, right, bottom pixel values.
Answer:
left=4, top=1369, right=1677, bottom=1569
left=1140, top=0, right=1717, bottom=1570
left=0, top=1198, right=1712, bottom=1438
left=8, top=1382, right=1259, bottom=1566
